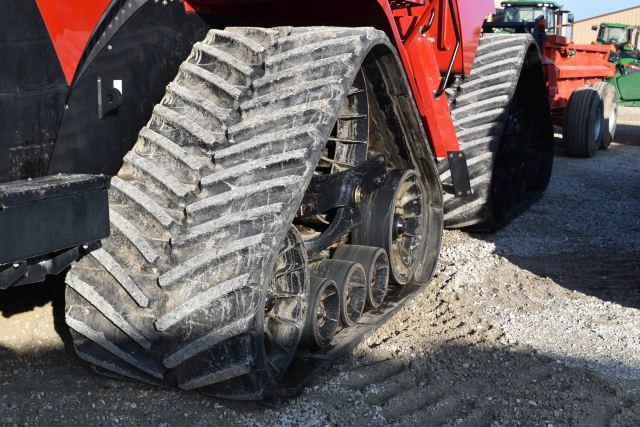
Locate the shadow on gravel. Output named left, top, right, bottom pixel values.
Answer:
left=472, top=128, right=640, bottom=310
left=1, top=336, right=640, bottom=425
left=0, top=274, right=74, bottom=352
left=470, top=210, right=640, bottom=310
left=489, top=248, right=640, bottom=309
left=0, top=275, right=64, bottom=318
left=616, top=123, right=640, bottom=147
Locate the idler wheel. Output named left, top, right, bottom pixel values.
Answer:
left=354, top=169, right=428, bottom=285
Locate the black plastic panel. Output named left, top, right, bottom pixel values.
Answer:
left=47, top=1, right=210, bottom=177
left=0, top=0, right=69, bottom=183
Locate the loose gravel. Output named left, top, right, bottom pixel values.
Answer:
left=0, top=108, right=638, bottom=426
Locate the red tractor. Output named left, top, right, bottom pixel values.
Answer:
left=1, top=0, right=554, bottom=398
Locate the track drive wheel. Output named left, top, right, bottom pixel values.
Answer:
left=564, top=86, right=605, bottom=158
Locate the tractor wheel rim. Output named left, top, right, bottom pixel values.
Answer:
left=594, top=105, right=604, bottom=143
left=298, top=69, right=369, bottom=249
left=368, top=249, right=390, bottom=307
left=390, top=172, right=425, bottom=284
left=342, top=267, right=366, bottom=325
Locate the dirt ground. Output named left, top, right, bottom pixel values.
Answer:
left=0, top=108, right=638, bottom=426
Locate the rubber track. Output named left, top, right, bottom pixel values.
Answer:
left=439, top=33, right=538, bottom=229
left=65, top=26, right=395, bottom=399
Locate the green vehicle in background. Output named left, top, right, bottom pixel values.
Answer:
left=593, top=23, right=640, bottom=107
left=594, top=23, right=639, bottom=60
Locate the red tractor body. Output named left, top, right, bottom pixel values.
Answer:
left=35, top=0, right=495, bottom=159
left=34, top=0, right=114, bottom=84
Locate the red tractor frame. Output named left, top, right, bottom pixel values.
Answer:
left=36, top=0, right=495, bottom=159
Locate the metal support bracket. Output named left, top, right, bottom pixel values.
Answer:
left=299, top=156, right=387, bottom=218
left=434, top=0, right=462, bottom=98
left=447, top=151, right=472, bottom=197
left=97, top=77, right=123, bottom=119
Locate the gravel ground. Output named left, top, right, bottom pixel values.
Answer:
left=0, top=108, right=638, bottom=426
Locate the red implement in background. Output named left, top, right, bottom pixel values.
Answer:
left=543, top=35, right=616, bottom=121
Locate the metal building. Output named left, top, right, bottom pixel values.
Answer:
left=573, top=6, right=640, bottom=44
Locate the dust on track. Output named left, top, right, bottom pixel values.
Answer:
left=1, top=108, right=639, bottom=426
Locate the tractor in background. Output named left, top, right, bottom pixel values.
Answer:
left=594, top=23, right=640, bottom=60
left=593, top=23, right=640, bottom=107
left=608, top=56, right=640, bottom=107
left=488, top=1, right=619, bottom=158
left=500, top=1, right=562, bottom=35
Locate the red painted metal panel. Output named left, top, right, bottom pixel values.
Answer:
left=364, top=2, right=448, bottom=158
left=35, top=0, right=113, bottom=84
left=394, top=0, right=495, bottom=157
left=543, top=36, right=616, bottom=111
left=49, top=0, right=492, bottom=158
left=456, top=0, right=494, bottom=75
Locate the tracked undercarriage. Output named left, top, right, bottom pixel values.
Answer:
left=440, top=33, right=554, bottom=230
left=65, top=27, right=444, bottom=399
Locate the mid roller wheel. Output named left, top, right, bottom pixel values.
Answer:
left=312, top=259, right=367, bottom=327
left=333, top=245, right=390, bottom=309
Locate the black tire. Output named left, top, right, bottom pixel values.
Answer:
left=563, top=87, right=605, bottom=158
left=65, top=26, right=442, bottom=399
left=440, top=33, right=554, bottom=230
left=591, top=82, right=618, bottom=150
